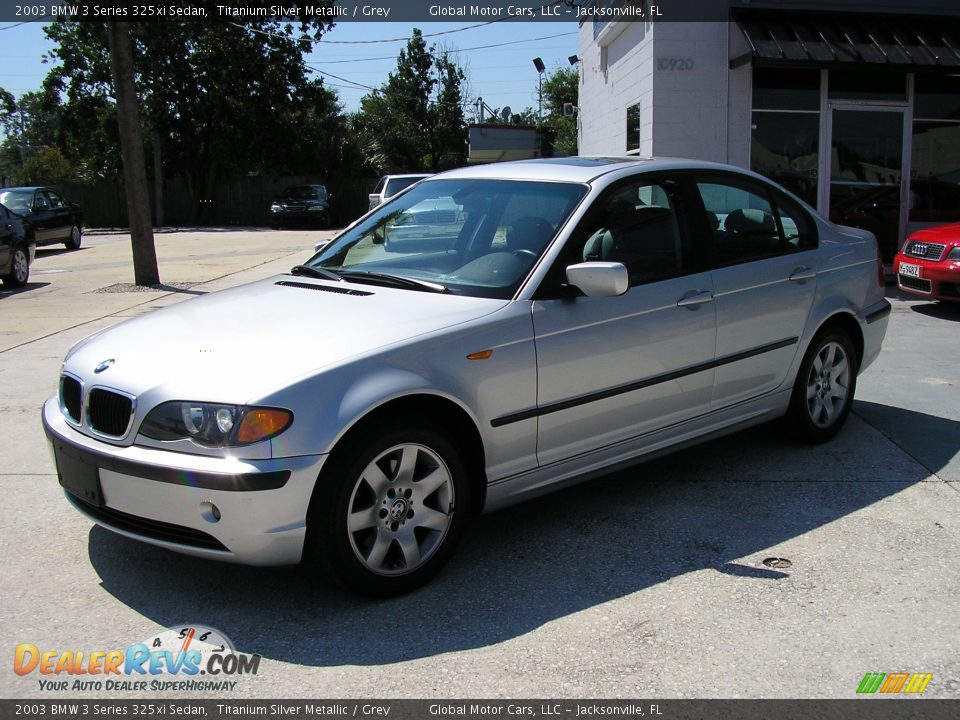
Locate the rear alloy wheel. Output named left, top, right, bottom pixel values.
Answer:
left=308, top=421, right=469, bottom=597
left=65, top=225, right=82, bottom=250
left=2, top=245, right=29, bottom=287
left=787, top=330, right=858, bottom=443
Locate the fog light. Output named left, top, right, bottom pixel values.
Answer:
left=199, top=501, right=221, bottom=523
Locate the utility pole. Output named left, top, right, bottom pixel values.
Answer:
left=107, top=21, right=160, bottom=286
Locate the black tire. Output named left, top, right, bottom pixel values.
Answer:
left=306, top=417, right=469, bottom=597
left=65, top=224, right=82, bottom=250
left=2, top=244, right=30, bottom=287
left=786, top=329, right=858, bottom=443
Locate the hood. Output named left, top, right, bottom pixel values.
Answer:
left=64, top=276, right=508, bottom=403
left=906, top=223, right=960, bottom=246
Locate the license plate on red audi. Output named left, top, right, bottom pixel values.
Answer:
left=900, top=262, right=921, bottom=278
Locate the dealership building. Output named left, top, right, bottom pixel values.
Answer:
left=576, top=0, right=960, bottom=259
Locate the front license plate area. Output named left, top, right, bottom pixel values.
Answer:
left=900, top=262, right=921, bottom=278
left=54, top=440, right=103, bottom=507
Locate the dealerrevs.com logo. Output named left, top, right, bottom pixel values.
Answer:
left=14, top=625, right=260, bottom=692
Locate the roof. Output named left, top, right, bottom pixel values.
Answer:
left=430, top=157, right=755, bottom=184
left=733, top=9, right=960, bottom=69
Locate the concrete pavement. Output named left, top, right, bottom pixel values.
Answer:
left=0, top=228, right=325, bottom=353
left=0, top=231, right=957, bottom=699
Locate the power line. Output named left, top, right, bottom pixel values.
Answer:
left=231, top=20, right=498, bottom=44
left=307, top=31, right=577, bottom=65
left=0, top=22, right=29, bottom=31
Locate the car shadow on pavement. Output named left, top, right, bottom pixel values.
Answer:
left=0, top=281, right=51, bottom=297
left=86, top=410, right=952, bottom=667
left=35, top=246, right=89, bottom=258
left=909, top=301, right=960, bottom=322
left=854, top=401, right=960, bottom=482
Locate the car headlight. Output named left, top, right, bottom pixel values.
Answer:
left=139, top=402, right=293, bottom=447
left=947, top=247, right=960, bottom=260
left=270, top=203, right=283, bottom=212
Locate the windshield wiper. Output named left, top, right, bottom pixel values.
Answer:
left=290, top=265, right=342, bottom=282
left=337, top=270, right=448, bottom=294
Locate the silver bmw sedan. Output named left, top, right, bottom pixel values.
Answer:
left=42, top=157, right=890, bottom=596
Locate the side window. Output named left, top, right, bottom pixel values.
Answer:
left=373, top=177, right=387, bottom=194
left=773, top=192, right=817, bottom=250
left=45, top=191, right=65, bottom=209
left=33, top=192, right=49, bottom=210
left=575, top=179, right=688, bottom=286
left=696, top=178, right=784, bottom=266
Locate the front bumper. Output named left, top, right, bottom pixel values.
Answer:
left=894, top=254, right=960, bottom=302
left=42, top=396, right=326, bottom=565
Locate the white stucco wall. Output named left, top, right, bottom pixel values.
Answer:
left=578, top=21, right=750, bottom=166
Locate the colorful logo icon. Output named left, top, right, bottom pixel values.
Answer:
left=857, top=672, right=933, bottom=694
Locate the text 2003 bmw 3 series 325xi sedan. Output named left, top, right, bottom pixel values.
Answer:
left=43, top=158, right=890, bottom=596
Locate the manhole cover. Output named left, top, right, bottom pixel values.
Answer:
left=762, top=557, right=792, bottom=569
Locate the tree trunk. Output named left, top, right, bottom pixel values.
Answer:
left=107, top=21, right=160, bottom=286
left=153, top=137, right=164, bottom=227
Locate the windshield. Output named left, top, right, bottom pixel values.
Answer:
left=0, top=190, right=33, bottom=213
left=282, top=186, right=326, bottom=200
left=307, top=178, right=588, bottom=299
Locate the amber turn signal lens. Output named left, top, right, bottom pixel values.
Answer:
left=236, top=409, right=293, bottom=444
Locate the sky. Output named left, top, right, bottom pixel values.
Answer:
left=0, top=20, right=580, bottom=119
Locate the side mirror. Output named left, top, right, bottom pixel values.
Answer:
left=565, top=262, right=629, bottom=297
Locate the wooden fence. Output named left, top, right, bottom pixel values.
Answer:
left=55, top=175, right=377, bottom=229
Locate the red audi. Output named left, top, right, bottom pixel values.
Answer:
left=894, top=223, right=960, bottom=302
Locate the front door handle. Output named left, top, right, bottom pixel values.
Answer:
left=677, top=290, right=714, bottom=308
left=789, top=266, right=817, bottom=282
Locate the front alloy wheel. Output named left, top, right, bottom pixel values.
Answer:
left=308, top=420, right=469, bottom=597
left=788, top=330, right=858, bottom=442
left=347, top=443, right=455, bottom=576
left=3, top=246, right=29, bottom=287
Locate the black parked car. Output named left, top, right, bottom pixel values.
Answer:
left=269, top=184, right=331, bottom=228
left=0, top=203, right=36, bottom=287
left=0, top=186, right=83, bottom=250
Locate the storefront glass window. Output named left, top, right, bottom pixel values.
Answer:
left=915, top=74, right=960, bottom=121
left=911, top=122, right=960, bottom=223
left=828, top=70, right=907, bottom=103
left=751, top=112, right=819, bottom=206
left=911, top=74, right=960, bottom=223
left=753, top=68, right=819, bottom=111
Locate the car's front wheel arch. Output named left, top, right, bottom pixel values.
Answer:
left=323, top=393, right=488, bottom=515
left=302, top=394, right=487, bottom=596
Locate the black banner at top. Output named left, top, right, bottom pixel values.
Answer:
left=0, top=0, right=737, bottom=24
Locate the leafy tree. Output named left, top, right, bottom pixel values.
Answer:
left=43, top=3, right=340, bottom=216
left=541, top=66, right=578, bottom=156
left=509, top=108, right=539, bottom=126
left=358, top=29, right=467, bottom=173
left=18, top=146, right=74, bottom=185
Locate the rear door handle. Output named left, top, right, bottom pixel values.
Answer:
left=677, top=290, right=714, bottom=308
left=789, top=266, right=817, bottom=282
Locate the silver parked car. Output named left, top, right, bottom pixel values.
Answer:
left=43, top=158, right=890, bottom=596
left=368, top=173, right=432, bottom=211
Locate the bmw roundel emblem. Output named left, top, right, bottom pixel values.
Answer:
left=94, top=359, right=115, bottom=374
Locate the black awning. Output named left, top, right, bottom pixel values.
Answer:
left=733, top=9, right=960, bottom=70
